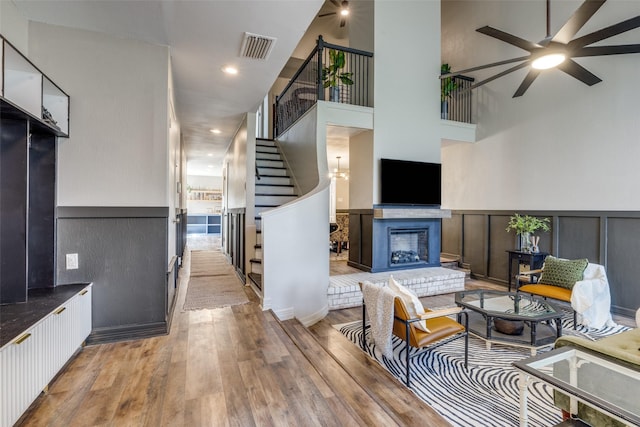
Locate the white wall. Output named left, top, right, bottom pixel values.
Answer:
left=335, top=178, right=349, bottom=210
left=28, top=22, right=170, bottom=207
left=0, top=1, right=29, bottom=53
left=278, top=107, right=320, bottom=195
left=167, top=60, right=181, bottom=258
left=224, top=116, right=249, bottom=210
left=442, top=0, right=640, bottom=211
left=372, top=0, right=441, bottom=205
left=350, top=130, right=374, bottom=209
left=187, top=175, right=222, bottom=190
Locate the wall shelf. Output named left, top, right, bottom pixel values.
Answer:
left=187, top=188, right=222, bottom=201
left=187, top=214, right=221, bottom=234
left=0, top=35, right=68, bottom=303
left=1, top=36, right=69, bottom=137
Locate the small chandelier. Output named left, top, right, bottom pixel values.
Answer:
left=329, top=156, right=349, bottom=180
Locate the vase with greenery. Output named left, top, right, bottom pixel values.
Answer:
left=322, top=49, right=354, bottom=102
left=506, top=214, right=551, bottom=252
left=440, top=63, right=458, bottom=119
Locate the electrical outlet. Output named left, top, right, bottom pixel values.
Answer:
left=66, top=253, right=79, bottom=270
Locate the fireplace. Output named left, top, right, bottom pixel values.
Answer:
left=389, top=228, right=428, bottom=266
left=348, top=206, right=450, bottom=273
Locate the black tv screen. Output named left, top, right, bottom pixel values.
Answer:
left=380, top=158, right=441, bottom=206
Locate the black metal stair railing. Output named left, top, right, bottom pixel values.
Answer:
left=274, top=36, right=373, bottom=137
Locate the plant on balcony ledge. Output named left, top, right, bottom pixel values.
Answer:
left=322, top=49, right=353, bottom=102
left=441, top=63, right=458, bottom=119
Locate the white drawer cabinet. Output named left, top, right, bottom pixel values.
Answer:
left=0, top=284, right=92, bottom=427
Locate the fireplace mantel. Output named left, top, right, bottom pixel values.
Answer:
left=373, top=207, right=451, bottom=220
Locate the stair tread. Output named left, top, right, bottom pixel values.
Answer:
left=256, top=204, right=280, bottom=207
left=255, top=193, right=297, bottom=197
left=254, top=244, right=262, bottom=249
left=278, top=319, right=438, bottom=425
left=257, top=174, right=290, bottom=178
left=255, top=183, right=293, bottom=187
left=249, top=258, right=262, bottom=264
left=248, top=272, right=262, bottom=289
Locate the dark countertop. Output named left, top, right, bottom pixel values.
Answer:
left=0, top=283, right=91, bottom=348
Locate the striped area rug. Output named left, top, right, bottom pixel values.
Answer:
left=339, top=314, right=629, bottom=427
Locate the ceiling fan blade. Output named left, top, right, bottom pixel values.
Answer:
left=557, top=59, right=602, bottom=86
left=318, top=12, right=337, bottom=17
left=477, top=26, right=542, bottom=51
left=329, top=0, right=341, bottom=7
left=513, top=69, right=541, bottom=97
left=573, top=44, right=640, bottom=57
left=340, top=17, right=346, bottom=28
left=569, top=16, right=640, bottom=48
left=552, top=0, right=607, bottom=44
left=440, top=55, right=531, bottom=79
left=469, top=61, right=531, bottom=90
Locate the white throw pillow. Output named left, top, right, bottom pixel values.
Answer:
left=388, top=275, right=431, bottom=333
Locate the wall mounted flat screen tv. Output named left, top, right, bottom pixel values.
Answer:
left=380, top=158, right=441, bottom=206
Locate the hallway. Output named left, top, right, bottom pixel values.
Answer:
left=17, top=235, right=447, bottom=426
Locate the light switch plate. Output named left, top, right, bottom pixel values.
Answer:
left=66, top=253, right=79, bottom=270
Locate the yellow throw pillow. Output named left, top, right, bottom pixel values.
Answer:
left=388, top=275, right=431, bottom=333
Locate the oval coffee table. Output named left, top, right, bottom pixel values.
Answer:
left=455, top=289, right=563, bottom=355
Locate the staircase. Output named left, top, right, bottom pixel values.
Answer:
left=248, top=138, right=298, bottom=290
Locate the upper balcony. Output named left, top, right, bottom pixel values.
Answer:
left=274, top=36, right=373, bottom=137
left=274, top=37, right=476, bottom=143
left=441, top=71, right=476, bottom=143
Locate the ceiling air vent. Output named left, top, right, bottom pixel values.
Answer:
left=239, top=32, right=277, bottom=60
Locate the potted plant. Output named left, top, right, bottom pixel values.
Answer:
left=441, top=63, right=458, bottom=119
left=506, top=213, right=551, bottom=252
left=322, top=49, right=354, bottom=102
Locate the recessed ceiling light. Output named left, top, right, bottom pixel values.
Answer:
left=207, top=165, right=213, bottom=168
left=210, top=129, right=221, bottom=134
left=222, top=66, right=238, bottom=75
left=207, top=153, right=213, bottom=157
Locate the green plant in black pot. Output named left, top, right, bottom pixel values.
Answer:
left=440, top=63, right=458, bottom=119
left=322, top=49, right=354, bottom=102
left=506, top=214, right=551, bottom=252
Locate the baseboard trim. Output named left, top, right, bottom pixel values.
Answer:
left=297, top=305, right=329, bottom=327
left=272, top=307, right=295, bottom=321
left=86, top=322, right=168, bottom=345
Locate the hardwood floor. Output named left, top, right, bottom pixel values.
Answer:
left=17, top=238, right=635, bottom=426
left=17, top=240, right=451, bottom=427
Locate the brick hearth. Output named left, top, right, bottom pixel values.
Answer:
left=328, top=267, right=465, bottom=310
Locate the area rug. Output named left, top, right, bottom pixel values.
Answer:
left=183, top=249, right=248, bottom=310
left=189, top=250, right=235, bottom=277
left=338, top=313, right=630, bottom=427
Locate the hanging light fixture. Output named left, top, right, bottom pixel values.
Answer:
left=329, top=156, right=349, bottom=180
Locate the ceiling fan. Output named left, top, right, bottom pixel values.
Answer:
left=318, top=0, right=350, bottom=28
left=443, top=0, right=640, bottom=97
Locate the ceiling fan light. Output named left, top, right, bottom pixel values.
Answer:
left=340, top=8, right=349, bottom=16
left=532, top=53, right=566, bottom=70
